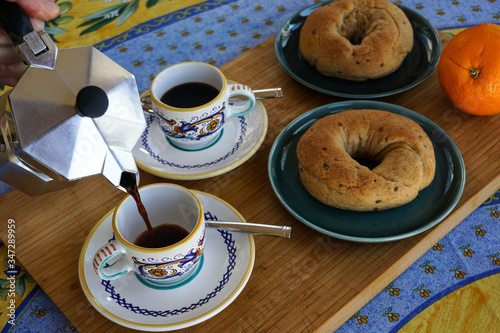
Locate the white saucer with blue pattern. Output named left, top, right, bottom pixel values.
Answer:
left=79, top=191, right=255, bottom=331
left=133, top=98, right=267, bottom=180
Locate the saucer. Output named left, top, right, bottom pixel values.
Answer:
left=79, top=191, right=255, bottom=331
left=133, top=99, right=268, bottom=180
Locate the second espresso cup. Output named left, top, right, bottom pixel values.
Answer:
left=150, top=61, right=256, bottom=151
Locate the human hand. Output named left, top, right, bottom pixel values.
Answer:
left=0, top=0, right=59, bottom=87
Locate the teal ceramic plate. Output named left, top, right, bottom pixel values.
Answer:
left=275, top=3, right=442, bottom=98
left=268, top=101, right=465, bottom=242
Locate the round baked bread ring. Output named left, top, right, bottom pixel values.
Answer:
left=299, top=0, right=414, bottom=81
left=296, top=109, right=436, bottom=211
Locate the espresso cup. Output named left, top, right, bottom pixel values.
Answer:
left=92, top=183, right=205, bottom=287
left=150, top=61, right=256, bottom=151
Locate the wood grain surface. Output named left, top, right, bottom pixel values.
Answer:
left=1, top=32, right=499, bottom=333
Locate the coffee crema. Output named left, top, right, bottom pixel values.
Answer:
left=160, top=82, right=220, bottom=108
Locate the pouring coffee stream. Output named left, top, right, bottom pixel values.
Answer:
left=119, top=172, right=159, bottom=248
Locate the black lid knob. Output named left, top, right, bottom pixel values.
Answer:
left=76, top=86, right=109, bottom=118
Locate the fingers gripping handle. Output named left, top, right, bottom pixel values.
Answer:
left=0, top=0, right=57, bottom=69
left=93, top=240, right=131, bottom=280
left=227, top=84, right=256, bottom=117
left=0, top=0, right=34, bottom=46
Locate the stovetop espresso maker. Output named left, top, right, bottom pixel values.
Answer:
left=0, top=1, right=146, bottom=196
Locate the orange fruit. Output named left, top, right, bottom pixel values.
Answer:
left=437, top=24, right=500, bottom=116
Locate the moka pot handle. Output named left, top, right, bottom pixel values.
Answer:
left=0, top=0, right=57, bottom=69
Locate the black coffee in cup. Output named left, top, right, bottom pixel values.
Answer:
left=160, top=82, right=219, bottom=108
left=135, top=223, right=190, bottom=248
left=119, top=172, right=190, bottom=249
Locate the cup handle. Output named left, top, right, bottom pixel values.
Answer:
left=93, top=240, right=131, bottom=280
left=227, top=84, right=256, bottom=117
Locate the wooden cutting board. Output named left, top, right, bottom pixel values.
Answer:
left=0, top=32, right=499, bottom=332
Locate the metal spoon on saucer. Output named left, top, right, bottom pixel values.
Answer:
left=206, top=221, right=292, bottom=238
left=141, top=88, right=283, bottom=114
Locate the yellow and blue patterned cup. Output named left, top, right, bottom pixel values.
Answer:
left=150, top=61, right=256, bottom=151
left=92, top=183, right=205, bottom=288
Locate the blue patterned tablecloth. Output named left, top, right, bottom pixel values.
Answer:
left=0, top=1, right=499, bottom=332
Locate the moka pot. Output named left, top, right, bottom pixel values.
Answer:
left=0, top=1, right=146, bottom=196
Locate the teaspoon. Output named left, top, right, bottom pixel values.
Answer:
left=206, top=221, right=292, bottom=238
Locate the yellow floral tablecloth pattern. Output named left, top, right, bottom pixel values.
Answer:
left=45, top=0, right=207, bottom=47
